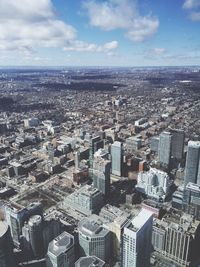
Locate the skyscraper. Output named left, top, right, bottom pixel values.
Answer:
left=122, top=209, right=153, bottom=267
left=184, top=141, right=200, bottom=186
left=158, top=132, right=172, bottom=166
left=5, top=202, right=43, bottom=248
left=93, top=157, right=111, bottom=196
left=22, top=215, right=44, bottom=258
left=170, top=129, right=185, bottom=161
left=0, top=221, right=16, bottom=267
left=78, top=217, right=111, bottom=262
left=46, top=232, right=75, bottom=267
left=111, top=141, right=123, bottom=177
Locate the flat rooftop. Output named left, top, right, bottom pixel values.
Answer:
left=130, top=209, right=153, bottom=232
left=48, top=232, right=74, bottom=256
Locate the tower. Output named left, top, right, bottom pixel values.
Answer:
left=158, top=132, right=172, bottom=166
left=122, top=209, right=153, bottom=267
left=78, top=217, right=111, bottom=262
left=170, top=129, right=185, bottom=161
left=93, top=157, right=111, bottom=196
left=28, top=215, right=44, bottom=258
left=46, top=232, right=75, bottom=267
left=111, top=141, right=123, bottom=177
left=184, top=141, right=200, bottom=186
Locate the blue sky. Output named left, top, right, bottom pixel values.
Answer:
left=0, top=0, right=200, bottom=66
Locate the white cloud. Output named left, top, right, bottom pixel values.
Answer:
left=183, top=0, right=200, bottom=9
left=63, top=40, right=118, bottom=54
left=189, top=11, right=200, bottom=20
left=183, top=0, right=200, bottom=21
left=0, top=0, right=117, bottom=56
left=126, top=17, right=159, bottom=42
left=145, top=48, right=167, bottom=58
left=0, top=0, right=76, bottom=52
left=83, top=0, right=159, bottom=42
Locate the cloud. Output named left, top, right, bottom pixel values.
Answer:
left=189, top=11, right=200, bottom=20
left=126, top=17, right=159, bottom=42
left=144, top=48, right=167, bottom=59
left=183, top=0, right=200, bottom=9
left=63, top=40, right=118, bottom=54
left=0, top=0, right=117, bottom=56
left=83, top=0, right=159, bottom=42
left=0, top=0, right=76, bottom=52
left=183, top=0, right=200, bottom=21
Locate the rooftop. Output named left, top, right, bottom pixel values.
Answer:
left=129, top=209, right=153, bottom=232
left=48, top=232, right=74, bottom=257
left=75, top=256, right=105, bottom=267
left=78, top=217, right=108, bottom=237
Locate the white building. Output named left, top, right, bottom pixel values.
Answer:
left=136, top=168, right=172, bottom=200
left=122, top=209, right=153, bottom=267
left=46, top=232, right=75, bottom=267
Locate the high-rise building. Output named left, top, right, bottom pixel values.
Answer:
left=182, top=182, right=200, bottom=219
left=150, top=136, right=160, bottom=153
left=122, top=209, right=153, bottom=267
left=5, top=202, right=42, bottom=248
left=170, top=129, right=185, bottom=161
left=75, top=256, right=105, bottom=267
left=64, top=185, right=103, bottom=216
left=158, top=132, right=172, bottom=166
left=89, top=136, right=103, bottom=167
left=111, top=141, right=123, bottom=177
left=78, top=217, right=111, bottom=262
left=0, top=221, right=16, bottom=267
left=22, top=215, right=44, bottom=258
left=184, top=141, right=200, bottom=186
left=46, top=232, right=75, bottom=267
left=93, top=157, right=111, bottom=196
left=126, top=136, right=142, bottom=153
left=99, top=204, right=129, bottom=261
left=152, top=212, right=197, bottom=266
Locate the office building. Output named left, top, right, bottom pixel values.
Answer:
left=46, top=232, right=75, bottom=267
left=158, top=132, right=172, bottom=166
left=170, top=128, right=185, bottom=160
left=99, top=205, right=130, bottom=260
left=111, top=141, right=123, bottom=177
left=89, top=136, right=103, bottom=167
left=182, top=182, right=200, bottom=220
left=64, top=185, right=103, bottom=216
left=22, top=215, right=44, bottom=258
left=93, top=157, right=111, bottom=196
left=122, top=209, right=153, bottom=267
left=150, top=136, right=159, bottom=153
left=184, top=141, right=200, bottom=186
left=126, top=136, right=142, bottom=153
left=152, top=212, right=197, bottom=266
left=5, top=202, right=43, bottom=248
left=136, top=168, right=172, bottom=201
left=0, top=221, right=16, bottom=267
left=75, top=256, right=105, bottom=267
left=78, top=217, right=111, bottom=262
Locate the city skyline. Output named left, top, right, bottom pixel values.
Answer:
left=0, top=0, right=200, bottom=67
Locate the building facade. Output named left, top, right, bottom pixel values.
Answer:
left=122, top=209, right=153, bottom=267
left=46, top=232, right=75, bottom=267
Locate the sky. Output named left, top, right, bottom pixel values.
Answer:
left=0, top=0, right=200, bottom=67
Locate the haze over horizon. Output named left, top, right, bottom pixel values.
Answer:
left=0, top=0, right=200, bottom=67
